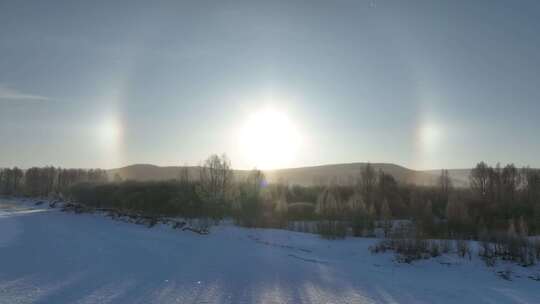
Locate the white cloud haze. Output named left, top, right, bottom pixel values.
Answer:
left=0, top=84, right=50, bottom=101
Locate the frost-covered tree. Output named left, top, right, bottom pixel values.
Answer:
left=348, top=192, right=370, bottom=236
left=347, top=192, right=365, bottom=213
left=316, top=185, right=346, bottom=238
left=315, top=186, right=340, bottom=218
left=198, top=154, right=234, bottom=219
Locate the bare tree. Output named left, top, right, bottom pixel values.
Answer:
left=470, top=161, right=490, bottom=198
left=0, top=167, right=23, bottom=195
left=198, top=154, right=233, bottom=209
left=359, top=163, right=377, bottom=206
left=446, top=199, right=469, bottom=223
left=178, top=165, right=190, bottom=185
left=446, top=197, right=470, bottom=237
left=423, top=200, right=433, bottom=222
left=233, top=169, right=266, bottom=226
left=501, top=164, right=520, bottom=204
left=380, top=199, right=392, bottom=237
left=377, top=171, right=398, bottom=206
left=518, top=216, right=528, bottom=238
left=439, top=169, right=452, bottom=203
left=522, top=167, right=540, bottom=205
left=113, top=173, right=123, bottom=183
left=486, top=164, right=501, bottom=203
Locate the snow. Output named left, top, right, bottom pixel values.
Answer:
left=1, top=198, right=539, bottom=303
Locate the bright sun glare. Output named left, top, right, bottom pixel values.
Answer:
left=98, top=118, right=122, bottom=148
left=419, top=124, right=441, bottom=151
left=239, top=109, right=301, bottom=170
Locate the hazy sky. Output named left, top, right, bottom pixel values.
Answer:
left=1, top=0, right=539, bottom=170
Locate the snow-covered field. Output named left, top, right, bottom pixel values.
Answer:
left=1, top=198, right=539, bottom=304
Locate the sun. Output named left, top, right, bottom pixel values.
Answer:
left=238, top=109, right=301, bottom=169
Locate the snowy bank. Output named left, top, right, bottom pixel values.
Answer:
left=0, top=198, right=539, bottom=303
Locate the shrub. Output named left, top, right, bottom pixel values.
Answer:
left=429, top=241, right=441, bottom=257
left=477, top=230, right=538, bottom=266
left=68, top=181, right=202, bottom=218
left=440, top=239, right=453, bottom=254
left=370, top=230, right=443, bottom=263
left=317, top=220, right=347, bottom=239
left=456, top=239, right=471, bottom=260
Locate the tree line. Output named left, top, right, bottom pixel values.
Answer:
left=312, top=162, right=540, bottom=239
left=0, top=167, right=107, bottom=197
left=3, top=158, right=540, bottom=240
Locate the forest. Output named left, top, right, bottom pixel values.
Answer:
left=2, top=156, right=540, bottom=265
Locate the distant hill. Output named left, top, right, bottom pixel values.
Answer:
left=264, top=163, right=435, bottom=186
left=108, top=164, right=198, bottom=182
left=108, top=163, right=470, bottom=187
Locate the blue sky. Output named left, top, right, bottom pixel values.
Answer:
left=1, top=0, right=539, bottom=170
